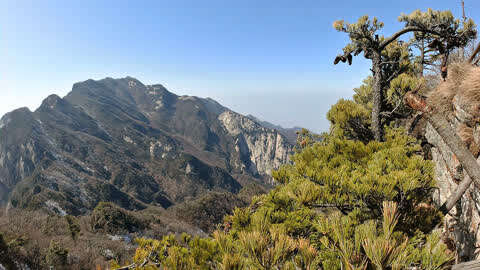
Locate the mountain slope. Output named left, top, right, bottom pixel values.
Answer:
left=0, top=77, right=293, bottom=217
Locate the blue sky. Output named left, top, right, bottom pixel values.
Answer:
left=1, top=0, right=479, bottom=132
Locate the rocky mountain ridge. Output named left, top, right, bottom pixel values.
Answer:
left=0, top=77, right=293, bottom=217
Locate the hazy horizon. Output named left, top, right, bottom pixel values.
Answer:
left=2, top=0, right=479, bottom=133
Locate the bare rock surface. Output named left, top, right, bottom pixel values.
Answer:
left=426, top=70, right=480, bottom=261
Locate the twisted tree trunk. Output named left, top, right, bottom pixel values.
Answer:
left=371, top=52, right=384, bottom=141
left=404, top=92, right=480, bottom=214
left=419, top=37, right=425, bottom=77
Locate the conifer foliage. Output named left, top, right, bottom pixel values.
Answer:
left=115, top=8, right=472, bottom=270
left=117, top=102, right=452, bottom=270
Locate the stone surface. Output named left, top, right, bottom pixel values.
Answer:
left=218, top=111, right=291, bottom=177
left=426, top=81, right=480, bottom=261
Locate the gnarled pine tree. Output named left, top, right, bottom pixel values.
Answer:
left=334, top=9, right=476, bottom=141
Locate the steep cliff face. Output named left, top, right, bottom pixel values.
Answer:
left=426, top=123, right=480, bottom=261
left=245, top=114, right=302, bottom=145
left=425, top=66, right=480, bottom=261
left=0, top=77, right=293, bottom=216
left=218, top=111, right=291, bottom=178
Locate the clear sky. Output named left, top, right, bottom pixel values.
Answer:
left=1, top=0, right=479, bottom=132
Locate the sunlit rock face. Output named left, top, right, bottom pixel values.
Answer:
left=0, top=77, right=293, bottom=215
left=426, top=76, right=480, bottom=261
left=218, top=111, right=291, bottom=178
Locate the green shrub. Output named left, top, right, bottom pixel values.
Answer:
left=46, top=240, right=68, bottom=268
left=90, top=202, right=146, bottom=234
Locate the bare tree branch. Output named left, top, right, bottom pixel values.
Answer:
left=468, top=42, right=480, bottom=64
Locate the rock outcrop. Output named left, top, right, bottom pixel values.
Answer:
left=245, top=114, right=302, bottom=145
left=425, top=64, right=480, bottom=261
left=219, top=111, right=290, bottom=178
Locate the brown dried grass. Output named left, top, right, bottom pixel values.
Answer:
left=426, top=82, right=455, bottom=115
left=457, top=123, right=474, bottom=146
left=457, top=66, right=480, bottom=115
left=426, top=63, right=474, bottom=116
left=457, top=123, right=480, bottom=157
left=0, top=209, right=134, bottom=269
left=0, top=205, right=208, bottom=269
left=426, top=63, right=480, bottom=118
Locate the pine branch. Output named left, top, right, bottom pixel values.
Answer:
left=385, top=69, right=402, bottom=84
left=309, top=203, right=360, bottom=208
left=380, top=101, right=403, bottom=118
left=116, top=252, right=161, bottom=269
left=407, top=112, right=423, bottom=134
left=309, top=203, right=362, bottom=215
left=381, top=27, right=440, bottom=50
left=381, top=60, right=401, bottom=65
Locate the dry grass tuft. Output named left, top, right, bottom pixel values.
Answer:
left=448, top=63, right=474, bottom=86
left=426, top=81, right=456, bottom=116
left=427, top=63, right=479, bottom=117
left=457, top=123, right=480, bottom=157
left=457, top=123, right=474, bottom=146
left=427, top=63, right=471, bottom=112
left=457, top=66, right=480, bottom=116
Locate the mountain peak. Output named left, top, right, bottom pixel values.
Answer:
left=71, top=76, right=144, bottom=92
left=39, top=94, right=63, bottom=110
left=1, top=107, right=33, bottom=123
left=0, top=107, right=30, bottom=128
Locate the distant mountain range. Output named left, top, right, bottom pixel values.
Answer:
left=0, top=77, right=296, bottom=228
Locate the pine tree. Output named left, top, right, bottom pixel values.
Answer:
left=334, top=9, right=476, bottom=141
